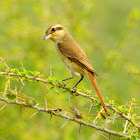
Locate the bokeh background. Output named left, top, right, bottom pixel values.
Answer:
left=0, top=0, right=140, bottom=140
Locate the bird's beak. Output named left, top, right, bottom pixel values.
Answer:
left=43, top=34, right=52, bottom=40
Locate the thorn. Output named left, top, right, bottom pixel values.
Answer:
left=15, top=86, right=18, bottom=102
left=35, top=103, right=39, bottom=107
left=45, top=83, right=49, bottom=90
left=79, top=124, right=82, bottom=133
left=3, top=79, right=9, bottom=98
left=44, top=87, right=53, bottom=95
left=30, top=111, right=39, bottom=118
left=63, top=111, right=68, bottom=116
left=104, top=118, right=107, bottom=129
left=112, top=112, right=116, bottom=124
left=50, top=114, right=52, bottom=121
left=7, top=64, right=14, bottom=73
left=61, top=118, right=69, bottom=129
left=34, top=72, right=41, bottom=78
left=0, top=57, right=9, bottom=69
left=0, top=103, right=8, bottom=111
left=50, top=64, right=52, bottom=78
left=18, top=76, right=24, bottom=85
left=82, top=86, right=87, bottom=92
left=20, top=58, right=24, bottom=67
left=68, top=93, right=71, bottom=102
left=93, top=115, right=98, bottom=124
left=20, top=106, right=23, bottom=117
left=45, top=98, right=48, bottom=111
left=67, top=92, right=75, bottom=101
left=88, top=102, right=93, bottom=113
left=18, top=81, right=27, bottom=93
left=122, top=102, right=128, bottom=112
left=20, top=103, right=25, bottom=117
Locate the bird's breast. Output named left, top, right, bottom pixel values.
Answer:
left=55, top=42, right=67, bottom=61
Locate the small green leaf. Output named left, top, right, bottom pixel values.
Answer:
left=86, top=89, right=91, bottom=95
left=26, top=100, right=36, bottom=106
left=131, top=136, right=136, bottom=140
left=117, top=106, right=123, bottom=112
left=6, top=90, right=16, bottom=100
left=27, top=71, right=34, bottom=76
left=20, top=72, right=26, bottom=76
left=11, top=68, right=20, bottom=74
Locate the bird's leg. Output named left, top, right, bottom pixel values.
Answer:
left=62, top=76, right=75, bottom=81
left=72, top=75, right=84, bottom=90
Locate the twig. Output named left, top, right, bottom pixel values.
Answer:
left=108, top=104, right=140, bottom=131
left=123, top=102, right=132, bottom=134
left=0, top=72, right=97, bottom=101
left=0, top=97, right=129, bottom=138
left=0, top=71, right=139, bottom=131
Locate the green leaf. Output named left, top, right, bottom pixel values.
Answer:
left=11, top=68, right=20, bottom=74
left=26, top=100, right=36, bottom=106
left=26, top=71, right=34, bottom=76
left=96, top=104, right=101, bottom=110
left=117, top=105, right=123, bottom=112
left=86, top=89, right=91, bottom=95
left=131, top=136, right=136, bottom=140
left=6, top=90, right=16, bottom=100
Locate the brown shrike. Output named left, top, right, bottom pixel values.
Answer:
left=43, top=24, right=109, bottom=116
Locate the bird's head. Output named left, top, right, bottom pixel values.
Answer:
left=43, top=24, right=67, bottom=42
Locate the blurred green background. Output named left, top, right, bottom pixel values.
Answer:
left=0, top=0, right=140, bottom=140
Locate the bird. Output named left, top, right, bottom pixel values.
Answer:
left=43, top=24, right=109, bottom=116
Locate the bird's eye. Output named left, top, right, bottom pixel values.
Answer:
left=52, top=28, right=55, bottom=31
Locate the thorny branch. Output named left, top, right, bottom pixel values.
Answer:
left=0, top=58, right=140, bottom=139
left=0, top=97, right=130, bottom=138
left=0, top=71, right=139, bottom=130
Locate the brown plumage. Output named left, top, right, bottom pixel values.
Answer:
left=43, top=24, right=109, bottom=116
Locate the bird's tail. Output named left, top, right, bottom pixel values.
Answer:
left=87, top=71, right=109, bottom=116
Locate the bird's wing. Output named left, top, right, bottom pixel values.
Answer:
left=57, top=40, right=98, bottom=76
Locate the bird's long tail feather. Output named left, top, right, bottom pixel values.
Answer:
left=87, top=71, right=109, bottom=116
